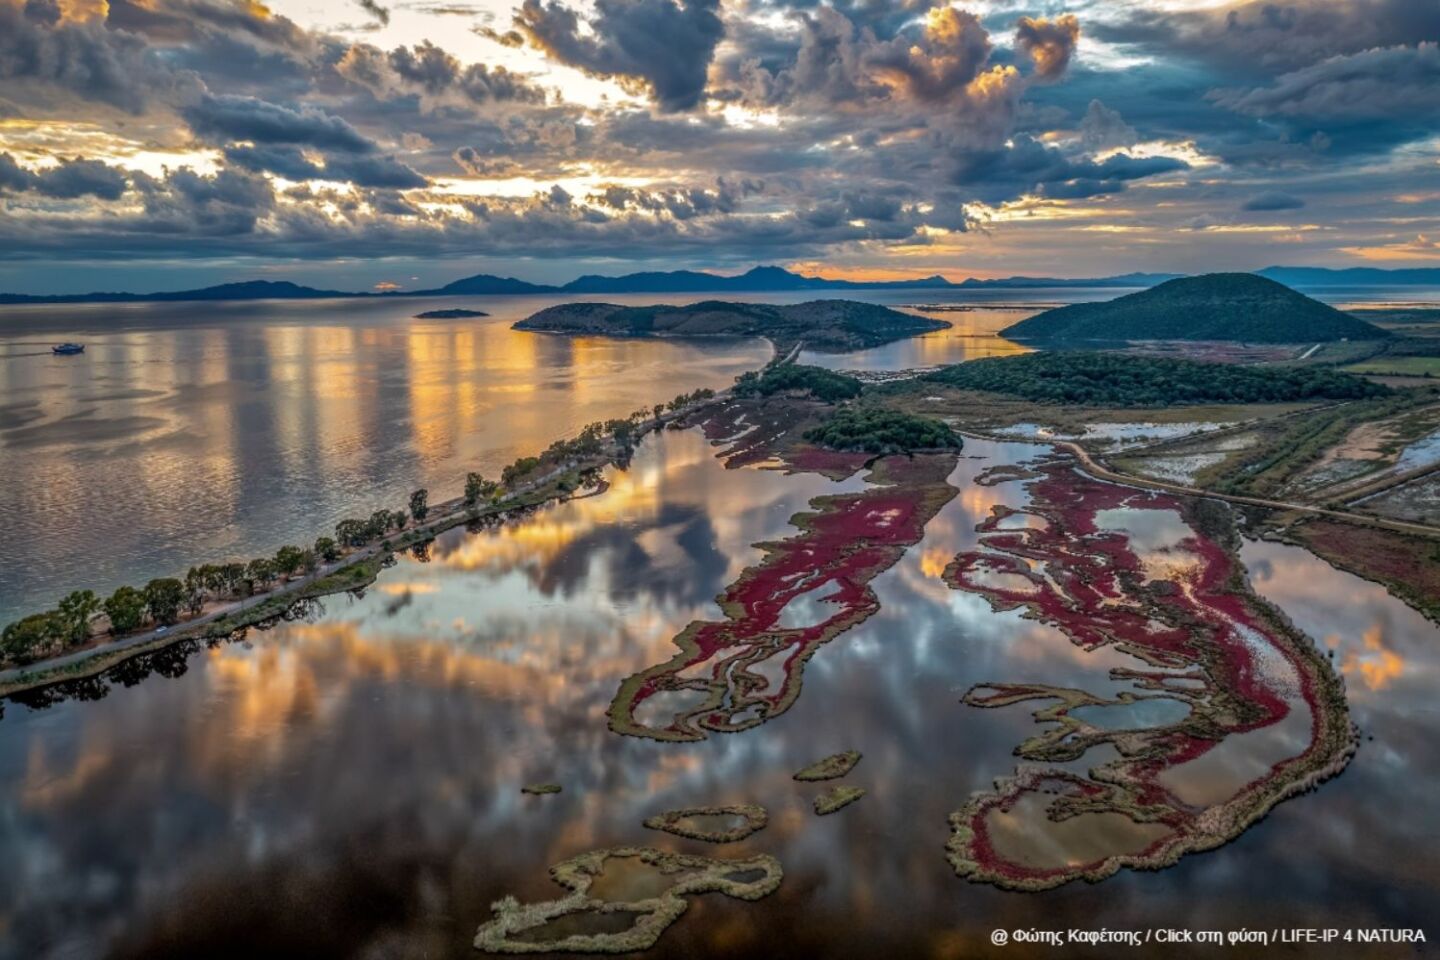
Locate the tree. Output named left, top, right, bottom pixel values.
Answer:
left=143, top=578, right=185, bottom=626
left=183, top=568, right=207, bottom=616
left=652, top=403, right=665, bottom=421
left=56, top=589, right=101, bottom=645
left=300, top=548, right=319, bottom=574
left=611, top=419, right=634, bottom=446
left=246, top=558, right=274, bottom=591
left=368, top=510, right=394, bottom=540
left=315, top=536, right=340, bottom=562
left=410, top=488, right=429, bottom=522
left=273, top=545, right=305, bottom=578
left=502, top=456, right=540, bottom=487
left=336, top=519, right=369, bottom=547
left=220, top=563, right=247, bottom=596
left=104, top=586, right=146, bottom=634
left=201, top=564, right=228, bottom=596
left=2, top=613, right=60, bottom=663
left=465, top=472, right=486, bottom=507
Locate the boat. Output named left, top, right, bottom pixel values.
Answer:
left=51, top=343, right=85, bottom=355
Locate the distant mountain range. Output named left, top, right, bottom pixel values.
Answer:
left=2, top=265, right=1436, bottom=306
left=1254, top=266, right=1440, bottom=287
left=1002, top=273, right=1391, bottom=343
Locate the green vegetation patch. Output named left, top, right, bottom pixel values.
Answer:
left=734, top=363, right=862, bottom=402
left=521, top=782, right=563, bottom=795
left=642, top=803, right=768, bottom=843
left=804, top=407, right=960, bottom=453
left=1342, top=356, right=1440, bottom=378
left=813, top=785, right=865, bottom=815
left=923, top=352, right=1389, bottom=407
left=793, top=750, right=862, bottom=781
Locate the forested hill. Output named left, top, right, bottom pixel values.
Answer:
left=1000, top=273, right=1389, bottom=343
left=513, top=299, right=948, bottom=351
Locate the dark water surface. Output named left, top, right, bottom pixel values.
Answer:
left=0, top=428, right=1435, bottom=958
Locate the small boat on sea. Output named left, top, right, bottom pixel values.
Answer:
left=52, top=343, right=85, bottom=355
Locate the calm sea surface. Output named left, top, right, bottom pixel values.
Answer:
left=0, top=428, right=1435, bottom=958
left=0, top=295, right=780, bottom=618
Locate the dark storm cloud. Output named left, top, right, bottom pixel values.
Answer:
left=224, top=143, right=427, bottom=188
left=335, top=40, right=548, bottom=107
left=21, top=0, right=58, bottom=25
left=585, top=177, right=762, bottom=219
left=1092, top=0, right=1440, bottom=75
left=951, top=135, right=1188, bottom=202
left=183, top=94, right=376, bottom=152
left=865, top=7, right=994, bottom=102
left=12, top=0, right=1430, bottom=277
left=1241, top=191, right=1305, bottom=211
left=1013, top=14, right=1080, bottom=81
left=1212, top=42, right=1440, bottom=120
left=1079, top=99, right=1137, bottom=150
left=716, top=5, right=1018, bottom=110
left=452, top=146, right=524, bottom=177
left=0, top=1, right=193, bottom=113
left=322, top=154, right=428, bottom=188
left=358, top=0, right=392, bottom=27
left=127, top=166, right=277, bottom=237
left=224, top=144, right=325, bottom=181
left=513, top=0, right=723, bottom=111
left=0, top=152, right=128, bottom=198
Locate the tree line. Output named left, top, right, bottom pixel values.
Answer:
left=921, top=351, right=1391, bottom=407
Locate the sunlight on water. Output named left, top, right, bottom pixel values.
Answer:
left=0, top=297, right=771, bottom=615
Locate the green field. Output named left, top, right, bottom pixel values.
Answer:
left=1342, top=357, right=1440, bottom=377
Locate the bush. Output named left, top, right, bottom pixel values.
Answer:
left=735, top=363, right=862, bottom=402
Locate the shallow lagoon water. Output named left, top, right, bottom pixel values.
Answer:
left=1, top=427, right=1436, bottom=958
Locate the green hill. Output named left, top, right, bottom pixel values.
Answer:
left=1001, top=273, right=1388, bottom=343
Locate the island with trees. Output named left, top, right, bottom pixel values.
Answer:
left=1002, top=273, right=1390, bottom=343
left=513, top=299, right=948, bottom=351
left=413, top=308, right=489, bottom=319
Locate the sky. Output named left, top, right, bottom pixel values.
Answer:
left=0, top=0, right=1437, bottom=293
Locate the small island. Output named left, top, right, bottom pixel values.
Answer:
left=513, top=299, right=948, bottom=351
left=413, top=308, right=489, bottom=319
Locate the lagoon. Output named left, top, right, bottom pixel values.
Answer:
left=0, top=426, right=1434, bottom=956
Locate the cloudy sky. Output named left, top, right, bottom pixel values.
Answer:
left=0, top=0, right=1437, bottom=292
